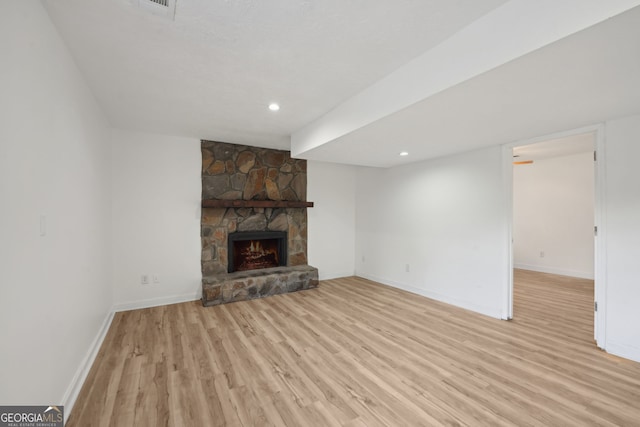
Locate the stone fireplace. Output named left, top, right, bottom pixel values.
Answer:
left=200, top=140, right=318, bottom=306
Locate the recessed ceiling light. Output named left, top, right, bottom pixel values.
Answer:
left=399, top=151, right=409, bottom=156
left=268, top=103, right=280, bottom=111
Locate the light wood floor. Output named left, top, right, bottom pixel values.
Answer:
left=68, top=270, right=640, bottom=426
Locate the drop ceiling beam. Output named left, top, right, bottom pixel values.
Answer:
left=291, top=0, right=640, bottom=160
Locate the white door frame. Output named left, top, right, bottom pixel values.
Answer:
left=501, top=123, right=607, bottom=348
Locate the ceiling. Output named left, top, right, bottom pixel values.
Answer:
left=43, top=1, right=640, bottom=167
left=43, top=0, right=507, bottom=150
left=298, top=5, right=640, bottom=167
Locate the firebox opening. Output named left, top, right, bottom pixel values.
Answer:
left=228, top=231, right=287, bottom=273
left=234, top=239, right=279, bottom=271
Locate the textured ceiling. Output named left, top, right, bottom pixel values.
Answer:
left=43, top=0, right=508, bottom=149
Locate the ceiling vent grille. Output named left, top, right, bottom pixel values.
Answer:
left=137, top=0, right=176, bottom=20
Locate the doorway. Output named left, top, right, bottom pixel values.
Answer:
left=504, top=126, right=606, bottom=348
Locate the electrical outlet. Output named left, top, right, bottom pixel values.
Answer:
left=362, top=256, right=365, bottom=262
left=141, top=275, right=149, bottom=285
left=540, top=251, right=545, bottom=258
left=153, top=275, right=160, bottom=284
left=405, top=264, right=410, bottom=272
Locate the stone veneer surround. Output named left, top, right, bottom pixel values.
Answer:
left=202, top=265, right=318, bottom=306
left=200, top=140, right=318, bottom=305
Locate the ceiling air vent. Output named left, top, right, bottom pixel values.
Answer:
left=137, top=0, right=176, bottom=20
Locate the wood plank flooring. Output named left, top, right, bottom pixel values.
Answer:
left=68, top=271, right=640, bottom=426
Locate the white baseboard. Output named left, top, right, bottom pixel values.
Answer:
left=606, top=341, right=640, bottom=363
left=112, top=291, right=202, bottom=313
left=61, top=310, right=114, bottom=424
left=357, top=273, right=503, bottom=319
left=514, top=263, right=594, bottom=280
left=318, top=271, right=356, bottom=281
left=61, top=291, right=201, bottom=422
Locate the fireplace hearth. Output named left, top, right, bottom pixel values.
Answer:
left=228, top=231, right=287, bottom=273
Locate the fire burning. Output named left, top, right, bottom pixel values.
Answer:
left=235, top=239, right=279, bottom=271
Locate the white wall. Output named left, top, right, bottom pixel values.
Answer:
left=111, top=129, right=202, bottom=310
left=355, top=146, right=509, bottom=319
left=0, top=0, right=112, bottom=408
left=513, top=151, right=595, bottom=279
left=603, top=114, right=640, bottom=362
left=308, top=161, right=357, bottom=279
left=110, top=144, right=358, bottom=307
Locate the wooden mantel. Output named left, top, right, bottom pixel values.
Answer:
left=202, top=200, right=314, bottom=208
